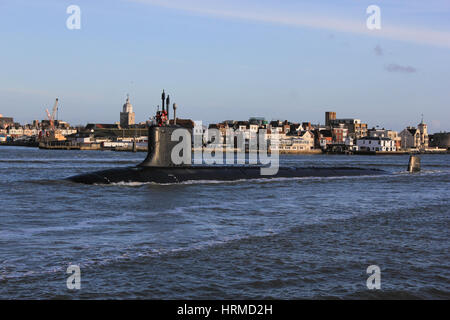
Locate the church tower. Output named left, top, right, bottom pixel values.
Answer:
left=417, top=115, right=428, bottom=149
left=120, top=94, right=135, bottom=128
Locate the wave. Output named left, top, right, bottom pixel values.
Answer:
left=0, top=228, right=279, bottom=282
left=1, top=197, right=448, bottom=286
left=94, top=170, right=449, bottom=187
left=91, top=174, right=394, bottom=187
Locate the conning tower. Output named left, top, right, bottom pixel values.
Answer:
left=140, top=91, right=187, bottom=167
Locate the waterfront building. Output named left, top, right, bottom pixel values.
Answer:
left=417, top=119, right=429, bottom=148
left=356, top=136, right=396, bottom=152
left=23, top=127, right=40, bottom=136
left=331, top=124, right=348, bottom=144
left=387, top=130, right=401, bottom=149
left=8, top=126, right=24, bottom=136
left=399, top=127, right=420, bottom=149
left=429, top=132, right=450, bottom=150
left=368, top=128, right=401, bottom=149
left=345, top=136, right=355, bottom=150
left=329, top=118, right=368, bottom=139
left=59, top=128, right=78, bottom=136
left=297, top=131, right=315, bottom=150
left=399, top=120, right=429, bottom=150
left=120, top=95, right=136, bottom=128
left=278, top=131, right=314, bottom=152
left=313, top=129, right=332, bottom=149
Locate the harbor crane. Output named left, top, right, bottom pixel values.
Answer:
left=45, top=98, right=59, bottom=129
left=40, top=98, right=65, bottom=143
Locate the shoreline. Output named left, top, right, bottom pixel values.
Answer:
left=1, top=143, right=448, bottom=155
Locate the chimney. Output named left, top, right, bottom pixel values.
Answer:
left=161, top=90, right=165, bottom=112
left=173, top=103, right=177, bottom=125
left=166, top=95, right=170, bottom=121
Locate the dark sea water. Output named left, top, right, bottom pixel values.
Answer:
left=0, top=146, right=448, bottom=299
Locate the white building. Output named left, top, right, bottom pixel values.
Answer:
left=8, top=127, right=24, bottom=136
left=357, top=137, right=396, bottom=152
left=279, top=131, right=314, bottom=151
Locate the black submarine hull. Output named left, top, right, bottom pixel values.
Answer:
left=68, top=166, right=387, bottom=184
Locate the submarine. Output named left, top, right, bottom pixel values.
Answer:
left=68, top=92, right=416, bottom=185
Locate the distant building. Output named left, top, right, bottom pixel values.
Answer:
left=332, top=124, right=348, bottom=144
left=399, top=127, right=420, bottom=149
left=417, top=120, right=428, bottom=148
left=357, top=137, right=396, bottom=152
left=85, top=123, right=120, bottom=130
left=368, top=127, right=388, bottom=138
left=279, top=131, right=314, bottom=151
left=314, top=129, right=332, bottom=149
left=387, top=130, right=401, bottom=149
left=302, top=122, right=312, bottom=131
left=329, top=118, right=367, bottom=139
left=325, top=112, right=336, bottom=127
left=120, top=95, right=135, bottom=128
left=8, top=126, right=24, bottom=136
left=0, top=115, right=14, bottom=128
left=399, top=120, right=428, bottom=150
left=289, top=123, right=303, bottom=133
left=169, top=119, right=194, bottom=130
left=429, top=132, right=450, bottom=150
left=249, top=117, right=266, bottom=126
left=368, top=128, right=401, bottom=149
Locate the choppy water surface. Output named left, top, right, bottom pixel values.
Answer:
left=0, top=146, right=448, bottom=299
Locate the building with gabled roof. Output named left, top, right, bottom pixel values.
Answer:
left=399, top=119, right=428, bottom=150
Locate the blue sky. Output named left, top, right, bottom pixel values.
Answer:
left=0, top=0, right=449, bottom=132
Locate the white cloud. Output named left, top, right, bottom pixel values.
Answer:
left=131, top=0, right=450, bottom=49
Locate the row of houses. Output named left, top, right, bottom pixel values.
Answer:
left=206, top=120, right=316, bottom=152
left=0, top=125, right=77, bottom=137
left=2, top=110, right=447, bottom=152
left=205, top=115, right=436, bottom=152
